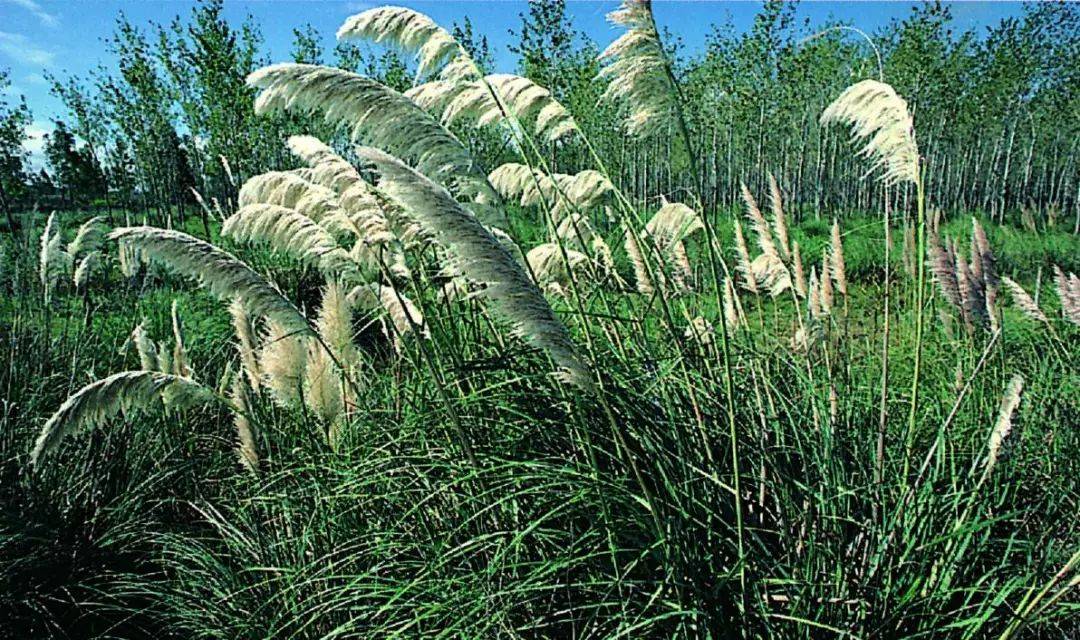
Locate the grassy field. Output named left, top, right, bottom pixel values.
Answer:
left=2, top=2, right=1079, bottom=638
left=2, top=202, right=1078, bottom=638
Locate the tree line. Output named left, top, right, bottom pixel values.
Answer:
left=0, top=0, right=1076, bottom=231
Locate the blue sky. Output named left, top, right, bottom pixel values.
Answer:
left=1, top=0, right=1028, bottom=167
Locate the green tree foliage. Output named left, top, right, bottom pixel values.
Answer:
left=16, top=0, right=1080, bottom=229
left=452, top=17, right=494, bottom=73
left=290, top=24, right=323, bottom=65
left=43, top=120, right=106, bottom=209
left=0, top=69, right=32, bottom=228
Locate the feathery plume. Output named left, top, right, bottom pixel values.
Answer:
left=111, top=227, right=311, bottom=336
left=1002, top=277, right=1047, bottom=324
left=1053, top=265, right=1080, bottom=325
left=67, top=216, right=107, bottom=260
left=73, top=251, right=100, bottom=289
left=31, top=371, right=216, bottom=465
left=317, top=281, right=361, bottom=367
left=750, top=253, right=791, bottom=298
left=413, top=73, right=579, bottom=142
left=286, top=136, right=361, bottom=194
left=238, top=171, right=355, bottom=237
left=555, top=212, right=596, bottom=253
left=972, top=217, right=998, bottom=319
left=732, top=218, right=756, bottom=294
left=488, top=164, right=612, bottom=221
left=590, top=235, right=622, bottom=287
left=230, top=376, right=258, bottom=474
left=645, top=198, right=704, bottom=251
left=597, top=0, right=678, bottom=136
left=171, top=300, right=192, bottom=378
left=563, top=170, right=615, bottom=211
left=526, top=243, right=590, bottom=291
left=669, top=241, right=693, bottom=290
left=641, top=199, right=703, bottom=290
left=740, top=182, right=778, bottom=258
left=39, top=211, right=70, bottom=300
left=820, top=252, right=834, bottom=314
left=954, top=247, right=979, bottom=328
left=791, top=241, right=807, bottom=298
left=285, top=136, right=406, bottom=247
left=624, top=223, right=654, bottom=295
left=158, top=347, right=173, bottom=378
left=336, top=6, right=481, bottom=81
left=229, top=299, right=261, bottom=392
left=767, top=172, right=791, bottom=260
left=488, top=162, right=538, bottom=204
left=929, top=230, right=960, bottom=307
left=830, top=219, right=848, bottom=297
left=808, top=267, right=823, bottom=320
left=223, top=203, right=365, bottom=281
left=130, top=324, right=160, bottom=372
left=220, top=155, right=236, bottom=187
left=118, top=239, right=142, bottom=279
left=260, top=319, right=308, bottom=407
left=820, top=79, right=919, bottom=186
left=985, top=374, right=1023, bottom=476
left=247, top=64, right=498, bottom=207
left=357, top=147, right=593, bottom=390
left=304, top=341, right=344, bottom=425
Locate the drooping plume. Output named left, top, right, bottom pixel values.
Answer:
left=409, top=73, right=579, bottom=143
left=223, top=203, right=365, bottom=282
left=247, top=64, right=499, bottom=209
left=750, top=253, right=791, bottom=298
left=336, top=6, right=481, bottom=81
left=598, top=0, right=679, bottom=136
left=821, top=79, right=920, bottom=186
left=527, top=243, right=590, bottom=293
left=31, top=371, right=216, bottom=466
left=73, top=252, right=100, bottom=289
left=238, top=171, right=354, bottom=237
left=109, top=227, right=311, bottom=337
left=286, top=136, right=411, bottom=247
left=356, top=147, right=593, bottom=391
left=1002, top=277, right=1047, bottom=324
left=67, top=216, right=107, bottom=261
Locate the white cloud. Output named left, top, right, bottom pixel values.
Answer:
left=0, top=31, right=56, bottom=67
left=4, top=0, right=58, bottom=28
left=22, top=118, right=51, bottom=170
